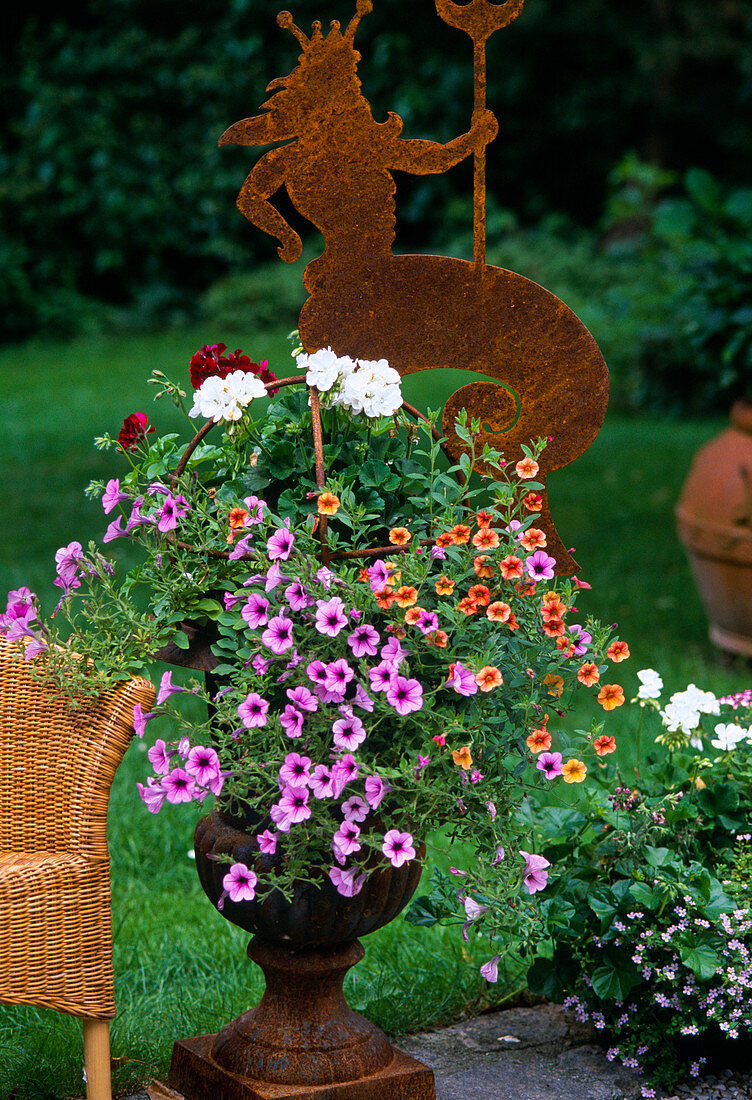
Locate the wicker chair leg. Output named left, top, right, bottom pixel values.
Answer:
left=82, top=1018, right=113, bottom=1100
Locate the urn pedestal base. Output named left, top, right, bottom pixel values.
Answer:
left=150, top=1038, right=435, bottom=1100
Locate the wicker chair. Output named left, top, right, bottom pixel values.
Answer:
left=0, top=638, right=155, bottom=1100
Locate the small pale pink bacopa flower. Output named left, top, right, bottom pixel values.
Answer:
left=222, top=862, right=258, bottom=903
left=382, top=829, right=416, bottom=868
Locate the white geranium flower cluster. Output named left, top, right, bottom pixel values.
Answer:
left=189, top=370, right=267, bottom=423
left=636, top=668, right=663, bottom=701
left=660, top=683, right=720, bottom=747
left=710, top=722, right=751, bottom=752
left=299, top=347, right=403, bottom=418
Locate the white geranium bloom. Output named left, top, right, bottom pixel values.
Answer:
left=339, top=358, right=403, bottom=418
left=681, top=684, right=720, bottom=716
left=711, top=723, right=748, bottom=752
left=660, top=699, right=700, bottom=736
left=189, top=370, right=267, bottom=422
left=636, top=668, right=663, bottom=700
left=303, top=347, right=347, bottom=392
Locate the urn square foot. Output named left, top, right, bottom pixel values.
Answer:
left=152, top=1033, right=435, bottom=1100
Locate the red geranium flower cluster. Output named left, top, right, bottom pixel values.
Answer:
left=189, top=343, right=278, bottom=395
left=117, top=412, right=155, bottom=452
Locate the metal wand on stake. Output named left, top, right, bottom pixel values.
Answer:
left=435, top=0, right=524, bottom=267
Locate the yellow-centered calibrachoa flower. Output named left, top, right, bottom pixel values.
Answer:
left=227, top=507, right=250, bottom=542
left=449, top=524, right=471, bottom=544
left=395, top=585, right=418, bottom=608
left=519, top=528, right=547, bottom=551
left=476, top=509, right=494, bottom=528
left=317, top=491, right=340, bottom=515
left=594, top=735, right=617, bottom=756
left=543, top=673, right=564, bottom=698
left=452, top=746, right=473, bottom=770
left=472, top=527, right=500, bottom=550
left=487, top=601, right=511, bottom=622
left=467, top=584, right=491, bottom=606
left=562, top=759, right=587, bottom=783
left=475, top=665, right=503, bottom=692
left=597, top=684, right=625, bottom=711
left=389, top=526, right=411, bottom=546
left=606, top=640, right=630, bottom=662
left=523, top=491, right=543, bottom=511
left=577, top=662, right=600, bottom=687
left=435, top=575, right=455, bottom=596
left=404, top=606, right=424, bottom=625
left=516, top=456, right=539, bottom=479
left=457, top=596, right=478, bottom=616
left=526, top=726, right=552, bottom=753
left=473, top=555, right=494, bottom=579
left=499, top=556, right=523, bottom=580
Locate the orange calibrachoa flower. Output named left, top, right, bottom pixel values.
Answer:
left=526, top=716, right=551, bottom=753
left=425, top=629, right=448, bottom=648
left=435, top=575, right=455, bottom=596
left=499, top=555, right=524, bottom=580
left=375, top=586, right=395, bottom=609
left=404, top=606, right=425, bottom=626
left=395, top=585, right=419, bottom=608
left=472, top=527, right=500, bottom=551
left=317, top=491, right=340, bottom=515
left=507, top=612, right=520, bottom=631
left=449, top=524, right=471, bottom=545
left=562, top=759, right=588, bottom=783
left=476, top=509, right=494, bottom=528
left=435, top=532, right=454, bottom=548
left=227, top=507, right=250, bottom=542
left=542, top=618, right=565, bottom=638
left=519, top=528, right=547, bottom=552
left=577, top=662, right=600, bottom=687
left=516, top=456, right=539, bottom=479
left=597, top=684, right=625, bottom=711
left=607, top=640, right=630, bottom=663
left=555, top=636, right=576, bottom=657
left=468, top=584, right=491, bottom=606
left=487, top=601, right=512, bottom=622
left=358, top=568, right=370, bottom=583
left=389, top=526, right=411, bottom=546
left=452, top=746, right=473, bottom=770
left=594, top=735, right=617, bottom=756
left=475, top=665, right=503, bottom=692
left=457, top=596, right=478, bottom=616
left=523, top=491, right=543, bottom=512
left=541, top=592, right=567, bottom=618
left=473, top=555, right=494, bottom=579
left=516, top=579, right=537, bottom=598
left=543, top=673, right=564, bottom=697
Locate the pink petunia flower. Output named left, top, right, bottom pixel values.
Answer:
left=382, top=829, right=416, bottom=868
left=525, top=550, right=557, bottom=582
left=286, top=684, right=318, bottom=713
left=241, top=592, right=269, bottom=629
left=228, top=536, right=254, bottom=561
left=279, top=704, right=305, bottom=738
left=448, top=662, right=478, bottom=697
left=252, top=654, right=272, bottom=676
left=386, top=675, right=423, bottom=715
left=278, top=752, right=312, bottom=786
left=278, top=784, right=311, bottom=824
left=314, top=596, right=348, bottom=637
left=368, top=660, right=397, bottom=693
left=243, top=495, right=266, bottom=524
left=324, top=658, right=354, bottom=694
left=101, top=479, right=130, bottom=515
left=567, top=624, right=592, bottom=656
left=332, top=710, right=367, bottom=751
left=332, top=820, right=362, bottom=862
left=519, top=850, right=551, bottom=894
left=137, top=778, right=167, bottom=814
left=332, top=754, right=358, bottom=796
left=103, top=516, right=127, bottom=543
left=270, top=802, right=293, bottom=833
left=329, top=865, right=367, bottom=897
left=267, top=526, right=295, bottom=561
left=480, top=955, right=501, bottom=983
left=351, top=682, right=374, bottom=712
left=366, top=559, right=392, bottom=593
left=185, top=745, right=221, bottom=786
left=157, top=670, right=186, bottom=704
left=415, top=609, right=439, bottom=636
left=264, top=562, right=289, bottom=592
left=257, top=829, right=277, bottom=855
left=147, top=739, right=172, bottom=775
left=161, top=768, right=197, bottom=804
left=347, top=624, right=380, bottom=658
left=309, top=765, right=337, bottom=800
left=132, top=702, right=156, bottom=738
left=381, top=637, right=408, bottom=665
left=341, top=795, right=369, bottom=823
left=222, top=862, right=257, bottom=903
left=285, top=580, right=313, bottom=610
left=238, top=692, right=269, bottom=728
left=261, top=614, right=294, bottom=655
left=157, top=493, right=190, bottom=533
left=536, top=752, right=563, bottom=780
left=364, top=774, right=387, bottom=809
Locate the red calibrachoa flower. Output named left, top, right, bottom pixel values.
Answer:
left=555, top=636, right=576, bottom=657
left=523, top=491, right=543, bottom=512
left=516, top=580, right=537, bottom=598
left=425, top=629, right=448, bottom=648
left=404, top=606, right=424, bottom=625
left=499, top=556, right=523, bottom=580
left=467, top=584, right=491, bottom=606
left=606, top=640, right=630, bottom=663
left=435, top=532, right=454, bottom=548
left=594, top=734, right=617, bottom=756
left=506, top=612, right=520, bottom=631
left=449, top=524, right=471, bottom=545
left=117, top=412, right=155, bottom=452
left=542, top=618, right=565, bottom=638
left=457, top=596, right=478, bottom=616
left=476, top=509, right=494, bottom=528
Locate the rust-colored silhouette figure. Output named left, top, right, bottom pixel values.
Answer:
left=219, top=0, right=608, bottom=574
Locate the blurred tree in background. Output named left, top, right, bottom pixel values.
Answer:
left=2, top=0, right=751, bottom=342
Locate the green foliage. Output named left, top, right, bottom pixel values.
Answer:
left=4, top=0, right=752, bottom=340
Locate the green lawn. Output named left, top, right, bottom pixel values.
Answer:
left=0, top=327, right=740, bottom=1097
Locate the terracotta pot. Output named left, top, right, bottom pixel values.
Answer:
left=162, top=809, right=432, bottom=1096
left=676, top=401, right=752, bottom=656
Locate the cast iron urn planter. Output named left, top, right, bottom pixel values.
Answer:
left=153, top=810, right=436, bottom=1100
